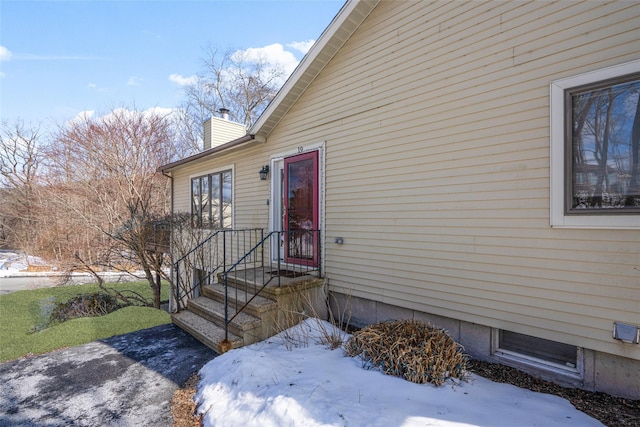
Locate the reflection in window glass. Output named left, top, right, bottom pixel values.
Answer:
left=569, top=74, right=640, bottom=212
left=201, top=176, right=210, bottom=226
left=191, top=179, right=201, bottom=226
left=222, top=171, right=232, bottom=228
left=211, top=173, right=220, bottom=227
left=191, top=170, right=232, bottom=228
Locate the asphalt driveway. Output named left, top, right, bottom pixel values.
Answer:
left=0, top=324, right=217, bottom=426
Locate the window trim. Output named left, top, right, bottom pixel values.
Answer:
left=190, top=165, right=234, bottom=229
left=550, top=59, right=640, bottom=229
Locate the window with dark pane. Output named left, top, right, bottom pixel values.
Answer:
left=499, top=330, right=577, bottom=368
left=568, top=73, right=640, bottom=213
left=191, top=170, right=232, bottom=228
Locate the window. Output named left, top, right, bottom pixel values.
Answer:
left=494, top=330, right=581, bottom=378
left=191, top=170, right=232, bottom=229
left=498, top=330, right=577, bottom=368
left=550, top=59, right=640, bottom=228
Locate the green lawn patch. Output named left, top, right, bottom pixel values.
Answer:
left=0, top=281, right=171, bottom=363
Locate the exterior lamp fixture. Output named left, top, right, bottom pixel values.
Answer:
left=259, top=165, right=270, bottom=181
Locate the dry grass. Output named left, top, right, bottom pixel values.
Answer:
left=22, top=265, right=52, bottom=272
left=273, top=286, right=351, bottom=350
left=345, top=319, right=468, bottom=386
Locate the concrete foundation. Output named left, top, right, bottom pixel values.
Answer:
left=329, top=291, right=640, bottom=400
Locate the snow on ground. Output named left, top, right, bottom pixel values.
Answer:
left=0, top=250, right=49, bottom=275
left=197, top=319, right=604, bottom=427
left=0, top=250, right=147, bottom=283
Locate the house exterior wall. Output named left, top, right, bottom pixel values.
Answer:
left=170, top=143, right=271, bottom=229
left=170, top=0, right=640, bottom=397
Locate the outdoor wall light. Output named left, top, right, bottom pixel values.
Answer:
left=259, top=165, right=270, bottom=180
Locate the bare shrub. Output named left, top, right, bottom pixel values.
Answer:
left=345, top=319, right=469, bottom=386
left=48, top=292, right=123, bottom=325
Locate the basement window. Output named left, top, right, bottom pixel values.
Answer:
left=494, top=330, right=581, bottom=375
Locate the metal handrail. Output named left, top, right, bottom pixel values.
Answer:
left=173, top=226, right=321, bottom=343
left=173, top=228, right=263, bottom=311
left=221, top=229, right=321, bottom=342
left=174, top=229, right=223, bottom=308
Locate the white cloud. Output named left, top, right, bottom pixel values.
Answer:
left=0, top=72, right=5, bottom=78
left=70, top=107, right=175, bottom=126
left=87, top=83, right=97, bottom=89
left=169, top=73, right=197, bottom=87
left=232, top=43, right=300, bottom=80
left=143, top=106, right=175, bottom=118
left=169, top=41, right=315, bottom=92
left=127, top=76, right=143, bottom=86
left=287, top=40, right=315, bottom=55
left=68, top=110, right=96, bottom=125
left=0, top=45, right=13, bottom=61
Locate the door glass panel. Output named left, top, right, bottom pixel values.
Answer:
left=284, top=152, right=318, bottom=265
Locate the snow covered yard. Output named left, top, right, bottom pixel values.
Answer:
left=0, top=250, right=50, bottom=274
left=196, top=319, right=604, bottom=427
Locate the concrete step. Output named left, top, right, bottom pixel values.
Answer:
left=202, top=283, right=278, bottom=318
left=171, top=310, right=242, bottom=353
left=188, top=296, right=262, bottom=339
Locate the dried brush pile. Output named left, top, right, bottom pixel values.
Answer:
left=49, top=292, right=123, bottom=324
left=345, top=319, right=469, bottom=386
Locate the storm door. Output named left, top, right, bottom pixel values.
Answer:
left=283, top=151, right=319, bottom=266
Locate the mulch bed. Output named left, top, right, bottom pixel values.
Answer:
left=468, top=360, right=640, bottom=427
left=171, top=373, right=202, bottom=427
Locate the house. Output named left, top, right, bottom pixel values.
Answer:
left=160, top=0, right=640, bottom=399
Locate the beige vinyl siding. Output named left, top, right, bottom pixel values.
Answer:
left=268, top=0, right=640, bottom=359
left=170, top=0, right=640, bottom=360
left=171, top=144, right=271, bottom=229
left=209, top=118, right=247, bottom=148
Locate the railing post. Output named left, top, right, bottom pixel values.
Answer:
left=175, top=262, right=180, bottom=311
left=260, top=229, right=265, bottom=284
left=277, top=231, right=282, bottom=286
left=222, top=271, right=229, bottom=342
left=223, top=231, right=226, bottom=276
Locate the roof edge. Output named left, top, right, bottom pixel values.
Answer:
left=159, top=134, right=258, bottom=173
left=249, top=0, right=380, bottom=138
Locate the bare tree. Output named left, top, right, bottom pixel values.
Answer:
left=176, top=46, right=287, bottom=153
left=45, top=108, right=175, bottom=308
left=0, top=120, right=44, bottom=255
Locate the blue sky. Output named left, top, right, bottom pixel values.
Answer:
left=0, top=0, right=344, bottom=129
